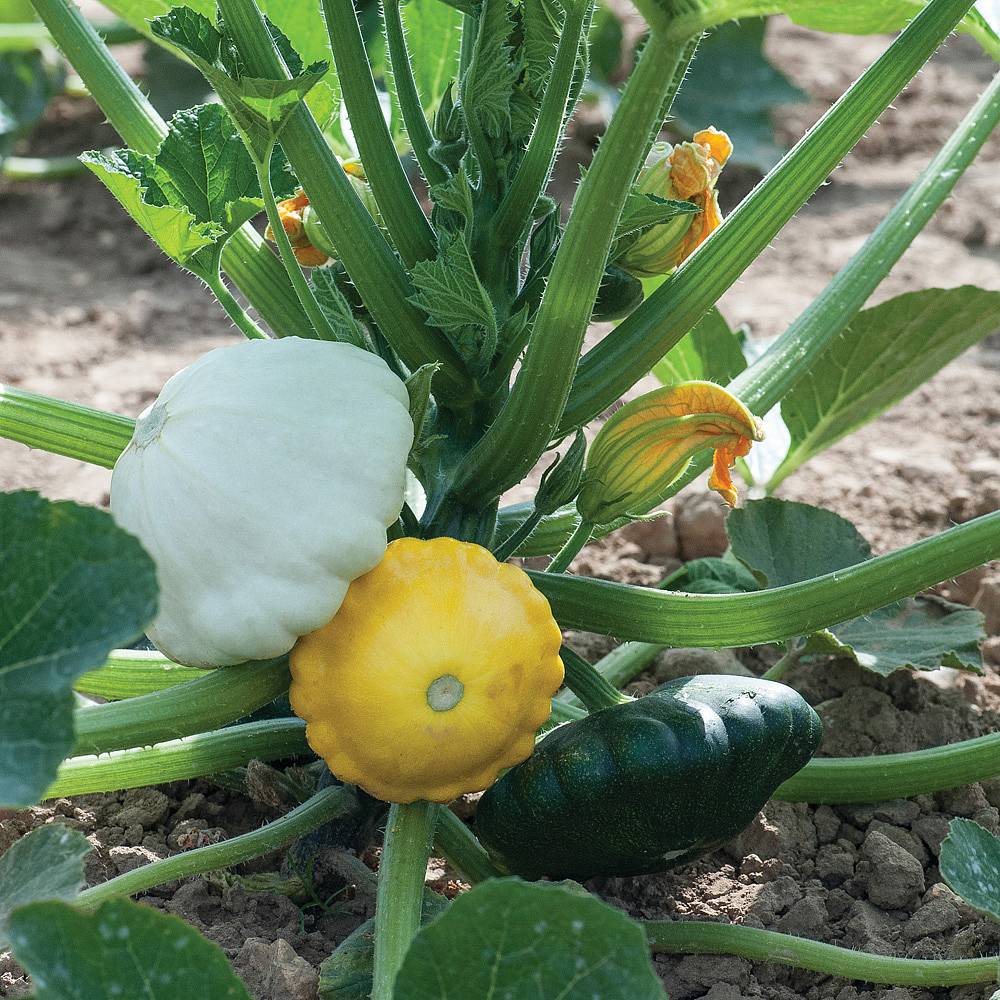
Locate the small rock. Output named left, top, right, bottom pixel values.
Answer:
left=113, top=788, right=171, bottom=829
left=861, top=831, right=925, bottom=909
left=872, top=800, right=921, bottom=826
left=846, top=899, right=898, bottom=953
left=108, top=845, right=160, bottom=875
left=674, top=955, right=750, bottom=989
left=813, top=805, right=841, bottom=845
left=826, top=888, right=854, bottom=919
left=168, top=819, right=228, bottom=851
left=619, top=516, right=680, bottom=561
left=235, top=938, right=318, bottom=1000
left=775, top=894, right=827, bottom=936
left=973, top=575, right=1000, bottom=635
left=815, top=843, right=855, bottom=887
left=902, top=896, right=961, bottom=939
left=866, top=821, right=928, bottom=867
left=936, top=784, right=990, bottom=819
left=912, top=815, right=952, bottom=855
left=703, top=985, right=744, bottom=1000
left=674, top=490, right=729, bottom=559
left=653, top=647, right=751, bottom=684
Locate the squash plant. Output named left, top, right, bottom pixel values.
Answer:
left=3, top=0, right=1000, bottom=995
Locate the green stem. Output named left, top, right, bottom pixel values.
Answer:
left=216, top=0, right=471, bottom=404
left=546, top=519, right=593, bottom=573
left=45, top=719, right=309, bottom=799
left=1, top=153, right=87, bottom=180
left=557, top=638, right=664, bottom=711
left=77, top=786, right=354, bottom=909
left=383, top=0, right=447, bottom=189
left=452, top=30, right=685, bottom=502
left=491, top=508, right=544, bottom=562
left=548, top=699, right=587, bottom=726
left=0, top=385, right=134, bottom=468
left=559, top=0, right=981, bottom=433
left=73, top=658, right=290, bottom=755
left=372, top=801, right=438, bottom=1000
left=761, top=641, right=804, bottom=682
left=560, top=646, right=628, bottom=712
left=320, top=0, right=436, bottom=267
left=492, top=0, right=588, bottom=247
left=255, top=152, right=337, bottom=341
left=29, top=0, right=314, bottom=341
left=205, top=272, right=269, bottom=340
left=76, top=650, right=201, bottom=699
left=777, top=730, right=1000, bottom=804
left=433, top=808, right=502, bottom=883
left=531, top=510, right=1000, bottom=646
left=645, top=921, right=997, bottom=987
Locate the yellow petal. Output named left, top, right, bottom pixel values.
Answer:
left=694, top=126, right=734, bottom=167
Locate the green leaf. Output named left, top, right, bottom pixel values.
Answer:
left=394, top=879, right=667, bottom=999
left=0, top=51, right=62, bottom=157
left=588, top=3, right=624, bottom=83
left=310, top=269, right=369, bottom=349
left=8, top=897, right=251, bottom=998
left=401, top=0, right=462, bottom=115
left=82, top=104, right=265, bottom=279
left=827, top=596, right=984, bottom=676
left=149, top=6, right=328, bottom=160
left=614, top=190, right=699, bottom=241
left=672, top=18, right=807, bottom=172
left=460, top=0, right=516, bottom=138
left=0, top=491, right=157, bottom=807
left=429, top=167, right=475, bottom=230
left=409, top=234, right=498, bottom=371
left=0, top=825, right=90, bottom=948
left=666, top=555, right=761, bottom=594
left=728, top=498, right=984, bottom=675
left=772, top=286, right=1000, bottom=487
left=941, top=818, right=1000, bottom=923
left=653, top=307, right=748, bottom=385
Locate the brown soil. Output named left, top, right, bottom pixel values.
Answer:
left=2, top=16, right=1000, bottom=1000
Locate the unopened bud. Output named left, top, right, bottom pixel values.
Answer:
left=535, top=430, right=587, bottom=515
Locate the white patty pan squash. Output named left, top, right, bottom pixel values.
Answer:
left=110, top=337, right=414, bottom=668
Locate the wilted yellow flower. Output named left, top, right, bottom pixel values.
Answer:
left=265, top=189, right=331, bottom=268
left=577, top=380, right=763, bottom=526
left=618, top=127, right=733, bottom=278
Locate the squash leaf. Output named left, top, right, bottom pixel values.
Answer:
left=940, top=818, right=1000, bottom=924
left=149, top=6, right=328, bottom=160
left=727, top=498, right=985, bottom=676
left=8, top=898, right=251, bottom=999
left=771, top=286, right=1000, bottom=488
left=0, top=825, right=90, bottom=949
left=459, top=0, right=516, bottom=139
left=82, top=104, right=264, bottom=281
left=0, top=492, right=157, bottom=807
left=393, top=879, right=667, bottom=999
left=409, top=233, right=499, bottom=373
left=653, top=306, right=747, bottom=386
left=310, top=269, right=370, bottom=350
left=672, top=18, right=807, bottom=172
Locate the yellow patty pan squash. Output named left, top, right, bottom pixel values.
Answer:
left=289, top=537, right=565, bottom=804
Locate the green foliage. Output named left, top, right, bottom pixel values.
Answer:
left=0, top=825, right=89, bottom=947
left=672, top=18, right=807, bottom=171
left=310, top=269, right=369, bottom=348
left=0, top=50, right=63, bottom=158
left=409, top=234, right=499, bottom=373
left=772, top=286, right=1000, bottom=487
left=82, top=104, right=269, bottom=280
left=394, top=879, right=667, bottom=999
left=8, top=897, right=252, bottom=998
left=940, top=818, right=1000, bottom=923
left=400, top=0, right=462, bottom=116
left=0, top=492, right=157, bottom=807
left=653, top=306, right=747, bottom=385
left=459, top=0, right=516, bottom=139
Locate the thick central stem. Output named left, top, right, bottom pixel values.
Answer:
left=372, top=800, right=439, bottom=1000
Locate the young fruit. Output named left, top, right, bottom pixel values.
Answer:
left=110, top=338, right=413, bottom=668
left=289, top=537, right=565, bottom=804
left=476, top=675, right=823, bottom=879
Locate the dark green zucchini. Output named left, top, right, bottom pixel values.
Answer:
left=476, top=675, right=822, bottom=880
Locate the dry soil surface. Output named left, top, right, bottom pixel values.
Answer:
left=2, top=17, right=1000, bottom=1000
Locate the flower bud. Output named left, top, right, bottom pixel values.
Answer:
left=618, top=126, right=733, bottom=278
left=535, top=430, right=587, bottom=515
left=577, top=380, right=763, bottom=526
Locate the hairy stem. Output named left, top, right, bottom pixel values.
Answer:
left=205, top=272, right=270, bottom=341
left=560, top=647, right=629, bottom=713
left=372, top=801, right=438, bottom=1000
left=433, top=808, right=503, bottom=883
left=73, top=658, right=290, bottom=755
left=77, top=786, right=354, bottom=909
left=321, top=0, right=436, bottom=267
left=645, top=921, right=996, bottom=986
left=546, top=518, right=593, bottom=573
